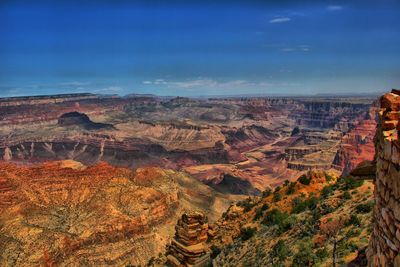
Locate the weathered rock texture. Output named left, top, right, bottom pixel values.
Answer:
left=166, top=212, right=211, bottom=267
left=367, top=90, right=400, bottom=266
left=0, top=161, right=236, bottom=266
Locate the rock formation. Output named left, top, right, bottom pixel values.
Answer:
left=58, top=111, right=114, bottom=130
left=367, top=89, right=400, bottom=266
left=0, top=161, right=235, bottom=266
left=0, top=93, right=376, bottom=190
left=166, top=212, right=211, bottom=267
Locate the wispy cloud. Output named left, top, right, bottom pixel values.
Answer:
left=142, top=78, right=301, bottom=92
left=327, top=5, right=343, bottom=11
left=269, top=17, right=291, bottom=24
left=94, top=86, right=124, bottom=94
left=280, top=45, right=311, bottom=52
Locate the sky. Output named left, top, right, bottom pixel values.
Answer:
left=0, top=0, right=399, bottom=97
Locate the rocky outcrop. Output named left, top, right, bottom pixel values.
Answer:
left=367, top=90, right=400, bottom=266
left=166, top=212, right=211, bottom=267
left=58, top=112, right=114, bottom=130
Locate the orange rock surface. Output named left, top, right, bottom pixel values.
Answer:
left=0, top=161, right=237, bottom=266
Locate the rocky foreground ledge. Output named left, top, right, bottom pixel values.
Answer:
left=367, top=89, right=400, bottom=266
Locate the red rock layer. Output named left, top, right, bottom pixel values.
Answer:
left=333, top=108, right=377, bottom=174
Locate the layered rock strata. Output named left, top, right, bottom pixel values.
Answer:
left=166, top=212, right=211, bottom=267
left=367, top=90, right=400, bottom=266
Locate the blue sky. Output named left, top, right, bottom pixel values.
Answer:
left=0, top=0, right=399, bottom=97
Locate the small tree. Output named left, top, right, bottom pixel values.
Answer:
left=319, top=217, right=346, bottom=267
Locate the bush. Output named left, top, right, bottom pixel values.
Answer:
left=298, top=175, right=311, bottom=185
left=339, top=176, right=364, bottom=190
left=342, top=191, right=351, bottom=200
left=292, top=197, right=307, bottom=214
left=262, top=209, right=286, bottom=226
left=261, top=203, right=269, bottom=211
left=292, top=241, right=316, bottom=267
left=240, top=227, right=256, bottom=241
left=262, top=209, right=294, bottom=233
left=325, top=173, right=334, bottom=182
left=316, top=248, right=329, bottom=261
left=286, top=182, right=296, bottom=195
left=273, top=192, right=282, bottom=202
left=356, top=201, right=374, bottom=213
left=237, top=198, right=256, bottom=212
left=321, top=185, right=333, bottom=199
left=254, top=208, right=264, bottom=221
left=271, top=240, right=290, bottom=262
left=210, top=245, right=221, bottom=259
left=320, top=203, right=335, bottom=215
left=291, top=196, right=319, bottom=214
left=262, top=188, right=272, bottom=198
left=346, top=214, right=361, bottom=226
left=275, top=186, right=281, bottom=192
left=284, top=180, right=290, bottom=186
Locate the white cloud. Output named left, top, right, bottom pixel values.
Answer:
left=327, top=5, right=343, bottom=11
left=280, top=45, right=311, bottom=52
left=60, top=81, right=91, bottom=87
left=141, top=78, right=301, bottom=92
left=269, top=17, right=291, bottom=24
left=94, top=86, right=124, bottom=94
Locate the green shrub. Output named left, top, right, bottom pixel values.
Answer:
left=292, top=197, right=307, bottom=214
left=271, top=240, right=290, bottom=262
left=210, top=245, right=221, bottom=259
left=292, top=241, right=316, bottom=267
left=286, top=182, right=296, bottom=195
left=284, top=180, right=290, bottom=186
left=254, top=208, right=264, bottom=221
left=316, top=248, right=329, bottom=261
left=342, top=191, right=351, bottom=200
left=346, top=214, right=361, bottom=226
left=339, top=176, right=364, bottom=190
left=320, top=203, right=335, bottom=215
left=240, top=227, right=256, bottom=241
left=273, top=192, right=282, bottom=202
left=321, top=185, right=333, bottom=199
left=262, top=188, right=272, bottom=198
left=275, top=186, right=281, bottom=192
left=262, top=209, right=285, bottom=226
left=298, top=175, right=311, bottom=185
left=356, top=201, right=374, bottom=213
left=237, top=198, right=256, bottom=212
left=325, top=173, right=334, bottom=182
left=262, top=209, right=294, bottom=233
left=292, top=195, right=319, bottom=214
left=261, top=203, right=269, bottom=211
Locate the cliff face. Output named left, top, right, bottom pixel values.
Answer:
left=367, top=90, right=400, bottom=266
left=332, top=106, right=377, bottom=174
left=0, top=161, right=239, bottom=266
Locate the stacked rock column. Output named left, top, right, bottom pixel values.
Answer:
left=367, top=90, right=400, bottom=266
left=166, top=211, right=211, bottom=267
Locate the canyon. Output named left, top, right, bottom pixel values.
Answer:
left=0, top=92, right=385, bottom=266
left=0, top=93, right=376, bottom=192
